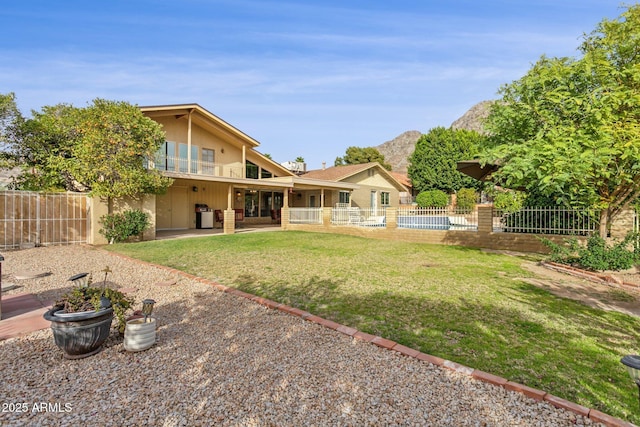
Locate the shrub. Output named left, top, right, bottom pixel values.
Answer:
left=456, top=188, right=477, bottom=212
left=541, top=233, right=639, bottom=271
left=416, top=190, right=449, bottom=208
left=492, top=191, right=526, bottom=213
left=99, top=209, right=150, bottom=244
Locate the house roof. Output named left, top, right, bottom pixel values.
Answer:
left=389, top=172, right=412, bottom=189
left=140, top=103, right=261, bottom=148
left=302, top=162, right=409, bottom=192
left=140, top=103, right=294, bottom=177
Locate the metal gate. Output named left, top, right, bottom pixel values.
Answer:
left=0, top=191, right=89, bottom=249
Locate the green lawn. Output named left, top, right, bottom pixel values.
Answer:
left=106, top=231, right=640, bottom=423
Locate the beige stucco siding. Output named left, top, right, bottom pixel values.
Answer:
left=344, top=170, right=400, bottom=209
left=153, top=117, right=244, bottom=171
left=156, top=178, right=244, bottom=229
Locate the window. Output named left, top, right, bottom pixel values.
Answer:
left=202, top=149, right=214, bottom=175
left=261, top=169, right=273, bottom=179
left=178, top=143, right=188, bottom=173
left=246, top=161, right=259, bottom=179
left=191, top=145, right=199, bottom=174
left=154, top=141, right=175, bottom=171
left=339, top=191, right=350, bottom=204
left=381, top=192, right=390, bottom=206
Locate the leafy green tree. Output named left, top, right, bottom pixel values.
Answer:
left=482, top=5, right=640, bottom=237
left=12, top=103, right=78, bottom=191
left=12, top=99, right=173, bottom=210
left=408, top=127, right=483, bottom=194
left=335, top=146, right=392, bottom=170
left=294, top=156, right=305, bottom=163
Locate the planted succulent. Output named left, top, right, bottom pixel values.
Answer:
left=53, top=267, right=134, bottom=333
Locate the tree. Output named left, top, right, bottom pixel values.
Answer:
left=294, top=156, right=305, bottom=163
left=408, top=127, right=483, bottom=194
left=0, top=93, right=21, bottom=149
left=481, top=5, right=640, bottom=237
left=12, top=103, right=79, bottom=191
left=11, top=99, right=173, bottom=209
left=334, top=146, right=392, bottom=170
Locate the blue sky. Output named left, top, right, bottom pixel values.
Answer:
left=0, top=1, right=628, bottom=170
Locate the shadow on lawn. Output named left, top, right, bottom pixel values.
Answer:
left=233, top=273, right=640, bottom=424
left=17, top=269, right=640, bottom=425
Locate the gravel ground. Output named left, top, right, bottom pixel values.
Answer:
left=0, top=245, right=600, bottom=426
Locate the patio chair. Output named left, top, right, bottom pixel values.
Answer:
left=348, top=207, right=364, bottom=225
left=271, top=209, right=281, bottom=224
left=214, top=210, right=224, bottom=228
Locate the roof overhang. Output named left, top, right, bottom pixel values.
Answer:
left=140, top=103, right=261, bottom=148
left=267, top=176, right=359, bottom=191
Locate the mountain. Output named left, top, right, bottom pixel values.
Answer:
left=373, top=101, right=494, bottom=173
left=374, top=130, right=421, bottom=174
left=450, top=100, right=493, bottom=134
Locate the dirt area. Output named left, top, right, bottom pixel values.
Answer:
left=520, top=261, right=640, bottom=317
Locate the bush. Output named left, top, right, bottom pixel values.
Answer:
left=99, top=209, right=150, bottom=244
left=492, top=191, right=526, bottom=213
left=541, top=233, right=639, bottom=271
left=456, top=188, right=477, bottom=212
left=416, top=190, right=449, bottom=208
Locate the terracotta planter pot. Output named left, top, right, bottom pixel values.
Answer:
left=123, top=318, right=156, bottom=352
left=43, top=307, right=114, bottom=359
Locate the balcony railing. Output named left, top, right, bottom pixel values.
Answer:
left=150, top=155, right=243, bottom=178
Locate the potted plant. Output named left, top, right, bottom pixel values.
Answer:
left=124, top=299, right=157, bottom=352
left=43, top=268, right=134, bottom=359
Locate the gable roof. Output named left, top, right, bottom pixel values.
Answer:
left=302, top=162, right=408, bottom=192
left=140, top=103, right=293, bottom=177
left=389, top=172, right=412, bottom=189
left=303, top=162, right=378, bottom=181
left=140, top=103, right=260, bottom=148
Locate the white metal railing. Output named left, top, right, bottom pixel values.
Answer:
left=493, top=206, right=597, bottom=235
left=397, top=207, right=478, bottom=231
left=332, top=207, right=387, bottom=227
left=0, top=191, right=89, bottom=249
left=289, top=208, right=323, bottom=224
left=150, top=155, right=243, bottom=178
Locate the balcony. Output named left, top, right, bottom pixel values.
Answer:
left=150, top=155, right=243, bottom=178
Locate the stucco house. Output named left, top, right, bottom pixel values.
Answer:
left=138, top=104, right=357, bottom=235
left=88, top=104, right=412, bottom=243
left=300, top=163, right=409, bottom=209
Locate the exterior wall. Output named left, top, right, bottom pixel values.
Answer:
left=153, top=117, right=244, bottom=174
left=343, top=169, right=401, bottom=209
left=155, top=178, right=252, bottom=230
left=610, top=208, right=635, bottom=240
left=89, top=194, right=156, bottom=245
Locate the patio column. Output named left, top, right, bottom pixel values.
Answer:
left=242, top=146, right=246, bottom=178
left=320, top=189, right=324, bottom=208
left=226, top=184, right=233, bottom=210
left=187, top=109, right=193, bottom=172
left=224, top=184, right=235, bottom=234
